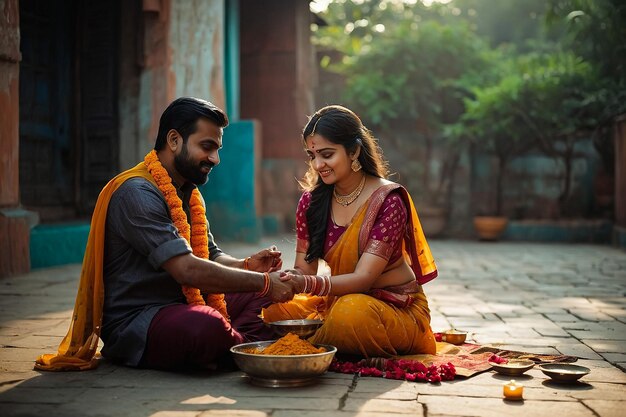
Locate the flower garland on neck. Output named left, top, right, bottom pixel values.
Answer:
left=144, top=150, right=229, bottom=320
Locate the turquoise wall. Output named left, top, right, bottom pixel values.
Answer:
left=200, top=120, right=261, bottom=243
left=503, top=220, right=612, bottom=243
left=224, top=0, right=240, bottom=121
left=470, top=140, right=601, bottom=219
left=30, top=223, right=90, bottom=269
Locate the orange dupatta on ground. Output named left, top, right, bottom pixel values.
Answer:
left=34, top=162, right=157, bottom=371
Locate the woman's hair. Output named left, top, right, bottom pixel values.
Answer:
left=300, top=105, right=390, bottom=262
left=154, top=97, right=228, bottom=151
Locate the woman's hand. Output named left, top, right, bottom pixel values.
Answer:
left=245, top=245, right=283, bottom=272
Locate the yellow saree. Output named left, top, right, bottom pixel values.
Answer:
left=263, top=183, right=437, bottom=357
left=35, top=162, right=157, bottom=371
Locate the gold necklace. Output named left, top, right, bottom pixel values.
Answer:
left=333, top=175, right=366, bottom=206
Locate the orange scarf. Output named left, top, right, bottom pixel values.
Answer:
left=35, top=152, right=226, bottom=371
left=359, top=184, right=438, bottom=284
left=327, top=183, right=437, bottom=283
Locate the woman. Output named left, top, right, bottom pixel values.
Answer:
left=263, top=105, right=438, bottom=357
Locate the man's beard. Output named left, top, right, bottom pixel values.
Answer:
left=174, top=144, right=214, bottom=185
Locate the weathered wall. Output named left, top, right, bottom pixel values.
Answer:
left=169, top=0, right=225, bottom=110
left=240, top=0, right=312, bottom=159
left=381, top=130, right=474, bottom=238
left=122, top=0, right=225, bottom=160
left=118, top=0, right=141, bottom=170
left=137, top=0, right=172, bottom=159
left=473, top=141, right=601, bottom=220
left=132, top=0, right=225, bottom=157
left=0, top=0, right=20, bottom=207
left=0, top=58, right=18, bottom=206
left=0, top=0, right=30, bottom=277
left=240, top=0, right=315, bottom=231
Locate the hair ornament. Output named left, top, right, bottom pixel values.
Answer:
left=309, top=115, right=323, bottom=137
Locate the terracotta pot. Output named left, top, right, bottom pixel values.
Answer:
left=473, top=216, right=509, bottom=241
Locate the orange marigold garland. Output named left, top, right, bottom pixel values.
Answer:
left=144, top=150, right=229, bottom=320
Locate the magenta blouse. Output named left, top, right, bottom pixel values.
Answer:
left=296, top=190, right=408, bottom=263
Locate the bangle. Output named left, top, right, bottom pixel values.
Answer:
left=303, top=275, right=332, bottom=296
left=257, top=272, right=271, bottom=297
left=310, top=275, right=318, bottom=295
left=323, top=275, right=332, bottom=296
left=243, top=257, right=250, bottom=270
left=303, top=275, right=312, bottom=293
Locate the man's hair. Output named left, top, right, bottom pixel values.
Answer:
left=154, top=97, right=229, bottom=150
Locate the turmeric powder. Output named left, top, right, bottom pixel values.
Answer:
left=248, top=332, right=326, bottom=355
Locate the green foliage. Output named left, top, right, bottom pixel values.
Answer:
left=462, top=51, right=599, bottom=151
left=450, top=0, right=559, bottom=50
left=457, top=50, right=606, bottom=214
left=321, top=15, right=494, bottom=207
left=311, top=0, right=625, bottom=217
left=341, top=21, right=490, bottom=130
left=545, top=0, right=626, bottom=79
left=545, top=0, right=626, bottom=174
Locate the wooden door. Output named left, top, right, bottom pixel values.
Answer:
left=77, top=0, right=120, bottom=213
left=19, top=0, right=120, bottom=219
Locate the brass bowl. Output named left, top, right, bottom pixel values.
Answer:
left=442, top=330, right=467, bottom=345
left=489, top=359, right=535, bottom=376
left=230, top=340, right=337, bottom=388
left=538, top=364, right=590, bottom=383
left=267, top=319, right=323, bottom=338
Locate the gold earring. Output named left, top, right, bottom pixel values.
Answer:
left=351, top=159, right=362, bottom=172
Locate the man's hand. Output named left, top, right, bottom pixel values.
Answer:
left=267, top=271, right=298, bottom=303
left=282, top=268, right=303, bottom=276
left=280, top=271, right=305, bottom=293
left=246, top=245, right=283, bottom=272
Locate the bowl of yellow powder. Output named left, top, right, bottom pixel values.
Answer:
left=230, top=332, right=337, bottom=387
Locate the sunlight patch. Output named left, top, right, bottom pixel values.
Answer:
left=181, top=394, right=236, bottom=405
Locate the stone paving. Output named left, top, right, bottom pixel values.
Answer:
left=1, top=237, right=625, bottom=417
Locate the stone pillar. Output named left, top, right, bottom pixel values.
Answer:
left=137, top=0, right=172, bottom=157
left=240, top=0, right=315, bottom=232
left=136, top=0, right=225, bottom=151
left=0, top=0, right=33, bottom=278
left=169, top=0, right=225, bottom=108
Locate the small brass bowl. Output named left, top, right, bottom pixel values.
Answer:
left=489, top=359, right=535, bottom=376
left=538, top=364, right=590, bottom=383
left=267, top=319, right=323, bottom=339
left=442, top=330, right=467, bottom=345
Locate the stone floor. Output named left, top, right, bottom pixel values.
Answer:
left=1, top=237, right=625, bottom=417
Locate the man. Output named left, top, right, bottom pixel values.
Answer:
left=36, top=97, right=297, bottom=372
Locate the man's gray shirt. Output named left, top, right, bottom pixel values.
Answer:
left=101, top=177, right=223, bottom=366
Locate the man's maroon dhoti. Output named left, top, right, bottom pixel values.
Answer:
left=140, top=292, right=273, bottom=370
